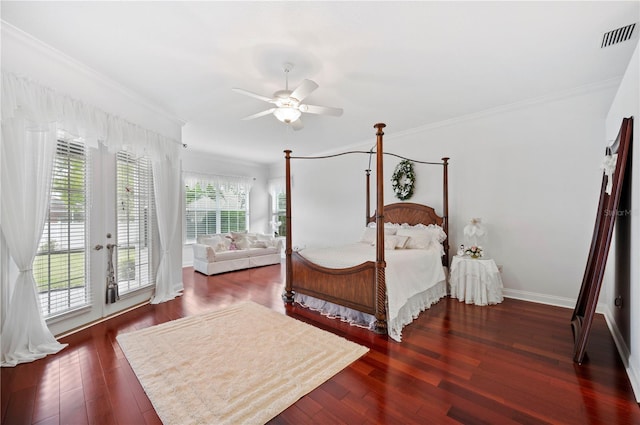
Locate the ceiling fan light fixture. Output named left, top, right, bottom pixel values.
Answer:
left=273, top=107, right=301, bottom=123
left=233, top=62, right=341, bottom=129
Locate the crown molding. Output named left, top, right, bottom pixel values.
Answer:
left=389, top=77, right=622, bottom=141
left=304, top=76, right=622, bottom=162
left=1, top=20, right=186, bottom=127
left=182, top=148, right=268, bottom=171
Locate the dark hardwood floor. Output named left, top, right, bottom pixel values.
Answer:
left=2, top=264, right=639, bottom=424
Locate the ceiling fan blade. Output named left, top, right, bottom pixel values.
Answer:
left=299, top=104, right=344, bottom=117
left=290, top=117, right=304, bottom=131
left=241, top=108, right=276, bottom=120
left=232, top=88, right=274, bottom=103
left=289, top=79, right=319, bottom=102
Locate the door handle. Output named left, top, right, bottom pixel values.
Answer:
left=94, top=244, right=104, bottom=251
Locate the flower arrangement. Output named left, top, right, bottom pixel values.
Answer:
left=465, top=245, right=483, bottom=259
left=391, top=160, right=415, bottom=201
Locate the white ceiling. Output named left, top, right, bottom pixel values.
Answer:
left=2, top=1, right=639, bottom=164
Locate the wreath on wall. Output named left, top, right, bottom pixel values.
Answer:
left=391, top=160, right=415, bottom=201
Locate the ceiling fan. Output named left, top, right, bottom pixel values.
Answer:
left=232, top=63, right=343, bottom=130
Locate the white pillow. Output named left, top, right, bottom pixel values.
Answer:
left=250, top=240, right=268, bottom=249
left=373, top=235, right=409, bottom=250
left=422, top=224, right=447, bottom=243
left=228, top=231, right=249, bottom=249
left=360, top=227, right=397, bottom=245
left=396, top=227, right=444, bottom=249
left=389, top=235, right=409, bottom=249
left=201, top=235, right=229, bottom=252
left=384, top=238, right=398, bottom=250
left=218, top=234, right=233, bottom=251
left=367, top=222, right=401, bottom=229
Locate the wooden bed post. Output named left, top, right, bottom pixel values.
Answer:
left=442, top=157, right=450, bottom=267
left=365, top=169, right=371, bottom=225
left=374, top=123, right=387, bottom=334
left=283, top=150, right=294, bottom=303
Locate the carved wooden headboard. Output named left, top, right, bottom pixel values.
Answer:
left=368, top=202, right=444, bottom=226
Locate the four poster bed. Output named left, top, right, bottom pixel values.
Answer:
left=283, top=123, right=450, bottom=341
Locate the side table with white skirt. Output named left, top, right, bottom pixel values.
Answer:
left=449, top=255, right=504, bottom=305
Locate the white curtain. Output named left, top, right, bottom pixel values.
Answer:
left=150, top=152, right=183, bottom=304
left=1, top=72, right=183, bottom=366
left=268, top=177, right=285, bottom=196
left=1, top=72, right=180, bottom=157
left=0, top=113, right=67, bottom=366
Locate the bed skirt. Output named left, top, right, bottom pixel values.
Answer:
left=294, top=279, right=447, bottom=342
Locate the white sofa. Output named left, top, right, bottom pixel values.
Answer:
left=192, top=232, right=282, bottom=275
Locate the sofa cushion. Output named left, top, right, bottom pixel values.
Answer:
left=200, top=235, right=230, bottom=252
left=214, top=249, right=249, bottom=261
left=246, top=246, right=279, bottom=257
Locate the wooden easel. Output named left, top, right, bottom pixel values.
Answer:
left=571, top=117, right=633, bottom=364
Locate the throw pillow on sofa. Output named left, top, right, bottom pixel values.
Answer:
left=201, top=235, right=228, bottom=252
left=229, top=231, right=250, bottom=250
left=250, top=240, right=269, bottom=249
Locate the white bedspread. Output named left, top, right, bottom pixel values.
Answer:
left=296, top=243, right=446, bottom=341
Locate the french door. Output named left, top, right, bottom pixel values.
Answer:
left=37, top=141, right=156, bottom=336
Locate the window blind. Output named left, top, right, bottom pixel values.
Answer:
left=116, top=151, right=155, bottom=294
left=184, top=174, right=251, bottom=243
left=34, top=139, right=90, bottom=318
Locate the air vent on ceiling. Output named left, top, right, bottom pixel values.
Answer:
left=601, top=23, right=637, bottom=48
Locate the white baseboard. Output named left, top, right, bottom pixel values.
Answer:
left=502, top=288, right=606, bottom=313
left=602, top=306, right=640, bottom=402
left=628, top=357, right=640, bottom=403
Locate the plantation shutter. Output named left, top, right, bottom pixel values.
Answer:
left=34, top=139, right=90, bottom=318
left=116, top=151, right=155, bottom=294
left=184, top=174, right=251, bottom=242
left=218, top=180, right=248, bottom=233
left=276, top=192, right=287, bottom=236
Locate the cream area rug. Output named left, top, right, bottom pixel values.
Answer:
left=117, top=301, right=369, bottom=425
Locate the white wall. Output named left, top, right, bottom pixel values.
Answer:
left=275, top=81, right=619, bottom=307
left=180, top=148, right=271, bottom=266
left=605, top=41, right=639, bottom=401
